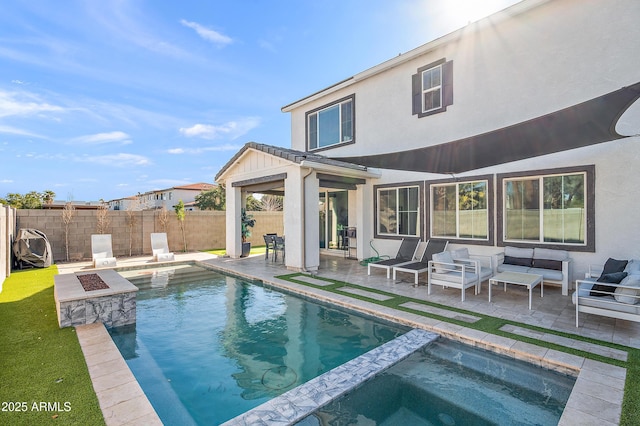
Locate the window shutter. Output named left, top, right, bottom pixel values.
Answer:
left=442, top=60, right=453, bottom=107
left=411, top=73, right=422, bottom=115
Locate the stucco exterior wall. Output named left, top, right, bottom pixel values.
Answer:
left=282, top=0, right=640, bottom=283
left=0, top=205, right=16, bottom=288
left=15, top=210, right=283, bottom=262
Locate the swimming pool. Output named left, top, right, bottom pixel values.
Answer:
left=110, top=265, right=409, bottom=425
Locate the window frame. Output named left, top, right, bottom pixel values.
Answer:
left=374, top=182, right=424, bottom=240
left=497, top=165, right=595, bottom=251
left=412, top=59, right=453, bottom=118
left=425, top=174, right=494, bottom=246
left=305, top=94, right=355, bottom=152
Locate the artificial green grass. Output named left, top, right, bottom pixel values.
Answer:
left=0, top=267, right=104, bottom=425
left=277, top=272, right=640, bottom=425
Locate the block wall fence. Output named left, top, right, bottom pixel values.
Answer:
left=14, top=210, right=284, bottom=262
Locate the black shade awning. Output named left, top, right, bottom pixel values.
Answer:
left=333, top=82, right=640, bottom=174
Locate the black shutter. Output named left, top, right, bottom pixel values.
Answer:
left=411, top=72, right=422, bottom=115
left=442, top=60, right=453, bottom=107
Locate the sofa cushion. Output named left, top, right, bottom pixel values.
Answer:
left=528, top=267, right=564, bottom=282
left=504, top=246, right=534, bottom=259
left=432, top=251, right=454, bottom=273
left=497, top=263, right=529, bottom=274
left=532, top=258, right=563, bottom=271
left=450, top=248, right=470, bottom=261
left=614, top=275, right=640, bottom=304
left=533, top=248, right=568, bottom=261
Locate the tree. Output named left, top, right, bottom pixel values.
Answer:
left=259, top=194, right=284, bottom=211
left=125, top=199, right=143, bottom=256
left=0, top=190, right=56, bottom=208
left=157, top=206, right=169, bottom=232
left=61, top=202, right=76, bottom=262
left=244, top=194, right=261, bottom=211
left=174, top=200, right=187, bottom=252
left=42, top=190, right=56, bottom=205
left=241, top=208, right=256, bottom=243
left=95, top=204, right=111, bottom=234
left=195, top=185, right=225, bottom=210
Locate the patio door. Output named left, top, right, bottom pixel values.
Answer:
left=318, top=191, right=348, bottom=251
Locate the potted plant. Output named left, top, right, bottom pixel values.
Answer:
left=240, top=208, right=255, bottom=257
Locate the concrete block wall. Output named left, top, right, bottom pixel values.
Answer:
left=16, top=209, right=283, bottom=262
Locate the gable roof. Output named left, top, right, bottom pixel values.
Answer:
left=215, top=142, right=369, bottom=182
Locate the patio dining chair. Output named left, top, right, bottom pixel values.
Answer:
left=263, top=234, right=277, bottom=260
left=273, top=236, right=285, bottom=262
left=367, top=238, right=420, bottom=278
left=392, top=240, right=449, bottom=285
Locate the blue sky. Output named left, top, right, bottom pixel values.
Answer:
left=0, top=0, right=519, bottom=202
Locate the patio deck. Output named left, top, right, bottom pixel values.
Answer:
left=58, top=252, right=635, bottom=425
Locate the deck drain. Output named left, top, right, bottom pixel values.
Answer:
left=261, top=366, right=298, bottom=390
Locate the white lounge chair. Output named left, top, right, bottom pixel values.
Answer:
left=91, top=234, right=117, bottom=268
left=427, top=248, right=493, bottom=301
left=367, top=238, right=420, bottom=278
left=393, top=240, right=449, bottom=285
left=151, top=233, right=175, bottom=262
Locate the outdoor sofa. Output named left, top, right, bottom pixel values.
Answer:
left=496, top=246, right=571, bottom=295
left=573, top=258, right=640, bottom=326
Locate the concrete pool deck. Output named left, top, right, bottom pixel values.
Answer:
left=59, top=252, right=632, bottom=425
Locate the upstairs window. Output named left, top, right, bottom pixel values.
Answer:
left=412, top=59, right=453, bottom=118
left=307, top=95, right=354, bottom=151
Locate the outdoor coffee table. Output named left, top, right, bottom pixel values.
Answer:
left=488, top=271, right=543, bottom=310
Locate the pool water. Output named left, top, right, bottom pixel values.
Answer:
left=109, top=265, right=408, bottom=425
left=301, top=338, right=576, bottom=425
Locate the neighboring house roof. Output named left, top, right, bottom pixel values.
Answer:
left=171, top=183, right=216, bottom=191
left=215, top=142, right=370, bottom=182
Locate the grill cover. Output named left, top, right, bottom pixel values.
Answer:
left=13, top=228, right=52, bottom=268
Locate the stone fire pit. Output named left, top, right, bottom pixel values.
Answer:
left=54, top=269, right=138, bottom=328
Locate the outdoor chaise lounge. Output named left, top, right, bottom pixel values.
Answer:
left=151, top=232, right=175, bottom=262
left=392, top=240, right=449, bottom=285
left=367, top=238, right=420, bottom=278
left=427, top=248, right=492, bottom=301
left=91, top=234, right=117, bottom=268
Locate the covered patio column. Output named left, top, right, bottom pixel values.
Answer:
left=283, top=167, right=319, bottom=271
left=225, top=184, right=242, bottom=258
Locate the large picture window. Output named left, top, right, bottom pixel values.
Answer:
left=430, top=180, right=489, bottom=241
left=376, top=185, right=420, bottom=237
left=307, top=95, right=354, bottom=151
left=499, top=166, right=594, bottom=250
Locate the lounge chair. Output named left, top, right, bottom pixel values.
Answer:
left=367, top=238, right=420, bottom=278
left=392, top=240, right=449, bottom=285
left=151, top=233, right=175, bottom=262
left=91, top=234, right=117, bottom=268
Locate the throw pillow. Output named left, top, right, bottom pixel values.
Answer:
left=504, top=256, right=533, bottom=267
left=590, top=272, right=628, bottom=297
left=450, top=248, right=469, bottom=261
left=614, top=275, right=640, bottom=304
left=532, top=258, right=563, bottom=271
left=624, top=259, right=640, bottom=276
left=600, top=258, right=628, bottom=276
left=432, top=251, right=454, bottom=273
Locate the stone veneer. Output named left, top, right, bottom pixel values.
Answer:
left=54, top=269, right=137, bottom=328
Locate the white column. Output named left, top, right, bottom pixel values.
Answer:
left=304, top=172, right=320, bottom=272
left=356, top=183, right=373, bottom=260
left=225, top=184, right=242, bottom=258
left=284, top=167, right=304, bottom=270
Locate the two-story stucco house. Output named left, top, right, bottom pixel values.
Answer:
left=216, top=0, right=640, bottom=288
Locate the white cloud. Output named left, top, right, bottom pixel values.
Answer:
left=180, top=19, right=233, bottom=46
left=0, top=124, right=46, bottom=138
left=167, top=144, right=242, bottom=155
left=0, top=89, right=65, bottom=118
left=0, top=179, right=14, bottom=183
left=83, top=153, right=151, bottom=167
left=179, top=117, right=260, bottom=140
left=69, top=131, right=132, bottom=145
